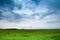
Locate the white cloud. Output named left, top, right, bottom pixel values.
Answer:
left=0, top=0, right=60, bottom=29
left=13, top=8, right=33, bottom=15
left=0, top=18, right=60, bottom=29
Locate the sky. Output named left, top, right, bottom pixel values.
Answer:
left=0, top=0, right=60, bottom=29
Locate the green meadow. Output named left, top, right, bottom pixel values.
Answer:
left=0, top=29, right=60, bottom=40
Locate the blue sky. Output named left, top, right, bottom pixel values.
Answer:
left=0, top=0, right=60, bottom=29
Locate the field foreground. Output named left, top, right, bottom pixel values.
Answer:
left=0, top=30, right=60, bottom=40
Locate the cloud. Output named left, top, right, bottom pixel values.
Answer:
left=0, top=19, right=60, bottom=29
left=0, top=0, right=60, bottom=29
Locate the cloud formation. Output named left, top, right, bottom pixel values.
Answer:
left=0, top=0, right=60, bottom=29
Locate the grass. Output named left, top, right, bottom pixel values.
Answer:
left=0, top=29, right=60, bottom=40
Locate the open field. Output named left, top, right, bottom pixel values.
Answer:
left=0, top=29, right=60, bottom=40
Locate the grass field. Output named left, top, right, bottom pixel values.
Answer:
left=0, top=29, right=60, bottom=40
